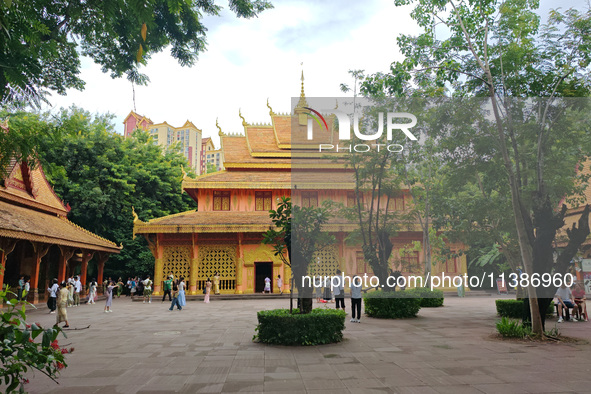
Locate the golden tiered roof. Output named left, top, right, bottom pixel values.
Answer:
left=0, top=159, right=121, bottom=253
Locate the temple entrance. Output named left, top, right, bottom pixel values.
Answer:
left=255, top=262, right=272, bottom=293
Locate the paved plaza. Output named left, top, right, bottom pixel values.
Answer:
left=20, top=296, right=591, bottom=394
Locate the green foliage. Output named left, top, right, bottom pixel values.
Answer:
left=263, top=197, right=335, bottom=313
left=406, top=287, right=444, bottom=307
left=0, top=289, right=69, bottom=393
left=254, top=308, right=346, bottom=346
left=495, top=299, right=554, bottom=318
left=4, top=107, right=197, bottom=279
left=363, top=290, right=422, bottom=318
left=0, top=0, right=273, bottom=106
left=496, top=317, right=533, bottom=338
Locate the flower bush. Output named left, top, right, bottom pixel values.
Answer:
left=0, top=288, right=71, bottom=393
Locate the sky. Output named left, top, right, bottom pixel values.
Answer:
left=41, top=0, right=583, bottom=148
left=42, top=0, right=418, bottom=147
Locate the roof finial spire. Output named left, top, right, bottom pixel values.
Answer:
left=296, top=62, right=308, bottom=108
left=267, top=98, right=275, bottom=116
left=239, top=109, right=248, bottom=127
left=216, top=117, right=225, bottom=137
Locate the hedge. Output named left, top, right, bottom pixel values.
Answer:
left=406, top=287, right=444, bottom=307
left=495, top=299, right=555, bottom=318
left=254, top=308, right=346, bottom=346
left=363, top=290, right=422, bottom=318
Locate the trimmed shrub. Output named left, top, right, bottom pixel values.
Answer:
left=496, top=316, right=533, bottom=338
left=364, top=290, right=421, bottom=318
left=254, top=308, right=346, bottom=346
left=407, top=287, right=444, bottom=307
left=496, top=299, right=555, bottom=318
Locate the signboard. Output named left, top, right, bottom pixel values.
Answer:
left=496, top=278, right=508, bottom=295
left=581, top=259, right=591, bottom=272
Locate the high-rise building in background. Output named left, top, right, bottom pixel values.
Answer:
left=123, top=111, right=204, bottom=174
left=201, top=137, right=224, bottom=174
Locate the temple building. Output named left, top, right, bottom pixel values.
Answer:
left=0, top=127, right=121, bottom=302
left=133, top=79, right=467, bottom=295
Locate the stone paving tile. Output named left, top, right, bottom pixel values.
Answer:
left=17, top=296, right=591, bottom=393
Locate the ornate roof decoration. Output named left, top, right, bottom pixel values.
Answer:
left=238, top=109, right=249, bottom=127
left=267, top=98, right=275, bottom=116
left=216, top=118, right=225, bottom=137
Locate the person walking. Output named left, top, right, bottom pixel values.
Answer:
left=73, top=276, right=81, bottom=306
left=67, top=277, right=74, bottom=307
left=213, top=272, right=220, bottom=295
left=56, top=282, right=70, bottom=328
left=22, top=277, right=30, bottom=302
left=130, top=277, right=137, bottom=300
left=334, top=269, right=345, bottom=311
left=204, top=278, right=212, bottom=303
left=277, top=275, right=283, bottom=295
left=104, top=281, right=116, bottom=313
left=350, top=275, right=362, bottom=323
left=17, top=275, right=24, bottom=301
left=47, top=279, right=59, bottom=314
left=169, top=280, right=182, bottom=311
left=178, top=276, right=186, bottom=308
left=162, top=276, right=173, bottom=302
left=264, top=276, right=271, bottom=294
left=87, top=278, right=97, bottom=304
left=143, top=275, right=153, bottom=303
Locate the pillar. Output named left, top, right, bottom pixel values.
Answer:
left=31, top=242, right=50, bottom=303
left=80, top=251, right=93, bottom=296
left=57, top=246, right=75, bottom=284
left=96, top=251, right=109, bottom=294
left=0, top=238, right=17, bottom=291
left=235, top=233, right=243, bottom=294
left=189, top=233, right=199, bottom=295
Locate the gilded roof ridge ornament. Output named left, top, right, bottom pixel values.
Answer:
left=296, top=66, right=308, bottom=109
left=239, top=109, right=248, bottom=127
left=267, top=98, right=275, bottom=116
left=132, top=206, right=140, bottom=223
left=216, top=117, right=225, bottom=137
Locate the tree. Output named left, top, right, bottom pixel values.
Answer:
left=4, top=107, right=197, bottom=278
left=263, top=197, right=334, bottom=313
left=361, top=0, right=591, bottom=335
left=0, top=0, right=272, bottom=106
left=206, top=162, right=219, bottom=174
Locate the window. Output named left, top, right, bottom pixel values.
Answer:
left=301, top=191, right=318, bottom=208
left=347, top=192, right=362, bottom=208
left=445, top=257, right=458, bottom=273
left=356, top=251, right=373, bottom=275
left=387, top=196, right=404, bottom=211
left=400, top=250, right=420, bottom=273
left=255, top=191, right=272, bottom=211
left=213, top=191, right=230, bottom=211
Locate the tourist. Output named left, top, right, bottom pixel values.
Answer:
left=104, top=280, right=116, bottom=313
left=350, top=275, right=362, bottom=323
left=162, top=275, right=173, bottom=302
left=130, top=277, right=137, bottom=299
left=323, top=285, right=332, bottom=303
left=264, top=276, right=271, bottom=294
left=87, top=278, right=97, bottom=304
left=573, top=282, right=588, bottom=321
left=178, top=276, right=186, bottom=308
left=67, top=276, right=74, bottom=307
left=555, top=283, right=577, bottom=322
left=56, top=282, right=70, bottom=328
left=116, top=277, right=124, bottom=298
left=73, top=276, right=81, bottom=306
left=204, top=278, right=212, bottom=303
left=22, top=277, right=30, bottom=302
left=143, top=275, right=153, bottom=303
left=277, top=275, right=283, bottom=295
left=213, top=271, right=220, bottom=295
left=126, top=277, right=132, bottom=296
left=17, top=275, right=24, bottom=301
left=136, top=277, right=144, bottom=299
left=47, top=279, right=58, bottom=313
left=169, top=280, right=182, bottom=311
left=334, top=269, right=345, bottom=311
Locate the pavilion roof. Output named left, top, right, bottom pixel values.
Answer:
left=0, top=200, right=121, bottom=252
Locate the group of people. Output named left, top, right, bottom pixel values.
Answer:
left=47, top=275, right=88, bottom=328
left=555, top=281, right=588, bottom=322
left=15, top=275, right=31, bottom=301
left=314, top=270, right=363, bottom=323
left=161, top=275, right=186, bottom=310
left=263, top=275, right=283, bottom=294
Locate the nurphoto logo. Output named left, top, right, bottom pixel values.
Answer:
left=303, top=106, right=418, bottom=152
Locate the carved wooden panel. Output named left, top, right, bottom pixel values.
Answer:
left=309, top=245, right=340, bottom=277
left=163, top=246, right=191, bottom=280
left=197, top=244, right=236, bottom=291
